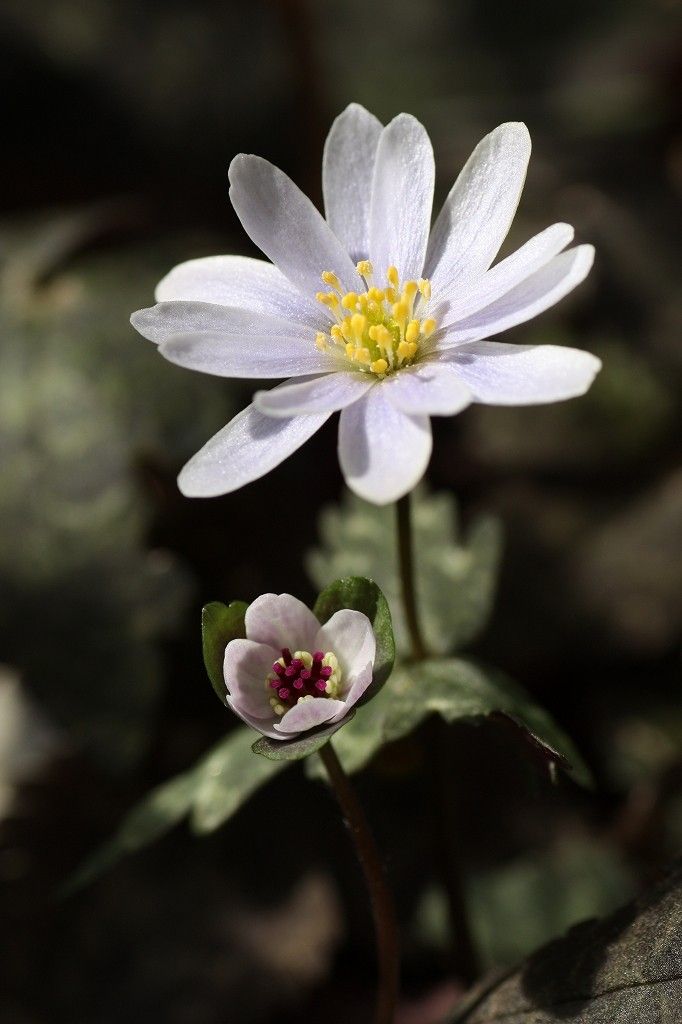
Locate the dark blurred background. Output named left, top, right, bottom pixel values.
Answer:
left=0, top=1, right=680, bottom=1022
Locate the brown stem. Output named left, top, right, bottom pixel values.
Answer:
left=396, top=492, right=428, bottom=661
left=319, top=742, right=400, bottom=1024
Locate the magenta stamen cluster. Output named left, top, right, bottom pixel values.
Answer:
left=269, top=648, right=333, bottom=709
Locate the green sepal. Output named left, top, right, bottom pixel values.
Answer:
left=313, top=576, right=394, bottom=705
left=252, top=711, right=355, bottom=762
left=201, top=600, right=248, bottom=704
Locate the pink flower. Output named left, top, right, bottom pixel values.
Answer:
left=224, top=593, right=376, bottom=739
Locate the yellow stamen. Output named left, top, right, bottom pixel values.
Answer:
left=321, top=271, right=341, bottom=290
left=405, top=320, right=420, bottom=344
left=315, top=332, right=328, bottom=351
left=422, top=318, right=437, bottom=337
left=350, top=313, right=366, bottom=341
left=356, top=260, right=373, bottom=277
left=341, top=292, right=358, bottom=310
left=418, top=279, right=431, bottom=300
left=387, top=266, right=399, bottom=289
left=397, top=340, right=412, bottom=361
left=371, top=358, right=388, bottom=375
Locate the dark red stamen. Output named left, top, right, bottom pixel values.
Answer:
left=268, top=647, right=335, bottom=711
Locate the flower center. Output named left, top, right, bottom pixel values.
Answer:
left=314, top=261, right=437, bottom=378
left=266, top=647, right=342, bottom=717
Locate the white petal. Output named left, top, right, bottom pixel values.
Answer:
left=341, top=661, right=374, bottom=709
left=254, top=371, right=375, bottom=417
left=436, top=245, right=595, bottom=347
left=425, top=123, right=531, bottom=295
left=314, top=609, right=376, bottom=684
left=338, top=387, right=432, bottom=505
left=178, top=402, right=331, bottom=497
left=155, top=255, right=321, bottom=328
left=433, top=222, right=574, bottom=326
left=369, top=113, right=435, bottom=284
left=229, top=154, right=361, bottom=298
left=441, top=341, right=602, bottom=405
left=383, top=362, right=472, bottom=416
left=226, top=697, right=281, bottom=739
left=223, top=638, right=279, bottom=717
left=274, top=697, right=347, bottom=735
left=323, top=103, right=383, bottom=264
left=132, top=301, right=334, bottom=378
left=245, top=593, right=321, bottom=652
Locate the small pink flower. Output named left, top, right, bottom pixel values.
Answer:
left=224, top=593, right=376, bottom=739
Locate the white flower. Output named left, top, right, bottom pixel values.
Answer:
left=132, top=104, right=601, bottom=505
left=224, top=593, right=375, bottom=739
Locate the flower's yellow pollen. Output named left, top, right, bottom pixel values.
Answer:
left=315, top=267, right=438, bottom=377
left=405, top=320, right=420, bottom=344
left=321, top=271, right=341, bottom=291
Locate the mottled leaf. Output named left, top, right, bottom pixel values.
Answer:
left=201, top=600, right=248, bottom=703
left=307, top=487, right=502, bottom=657
left=453, top=859, right=682, bottom=1023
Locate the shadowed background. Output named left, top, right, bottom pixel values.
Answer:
left=0, top=1, right=680, bottom=1022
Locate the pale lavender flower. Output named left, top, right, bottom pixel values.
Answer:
left=132, top=104, right=600, bottom=504
left=224, top=593, right=375, bottom=739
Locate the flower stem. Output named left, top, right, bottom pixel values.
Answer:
left=395, top=490, right=480, bottom=984
left=319, top=741, right=400, bottom=1024
left=396, top=492, right=428, bottom=661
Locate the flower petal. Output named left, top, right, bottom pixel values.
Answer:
left=314, top=609, right=376, bottom=687
left=223, top=638, right=279, bottom=717
left=229, top=154, right=361, bottom=298
left=177, top=402, right=331, bottom=497
left=274, top=697, right=347, bottom=735
left=432, top=222, right=574, bottom=326
left=369, top=113, right=435, bottom=284
left=338, top=387, right=432, bottom=504
left=226, top=697, right=281, bottom=739
left=132, top=302, right=335, bottom=378
left=254, top=371, right=375, bottom=417
left=245, top=593, right=321, bottom=652
left=435, top=245, right=595, bottom=347
left=323, top=103, right=383, bottom=264
left=340, top=661, right=374, bottom=710
left=382, top=362, right=472, bottom=416
left=441, top=340, right=602, bottom=404
left=155, top=255, right=321, bottom=328
left=425, top=123, right=531, bottom=295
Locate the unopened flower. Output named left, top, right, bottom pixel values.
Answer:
left=132, top=104, right=600, bottom=504
left=225, top=593, right=375, bottom=739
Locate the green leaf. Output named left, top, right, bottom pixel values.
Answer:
left=252, top=712, right=355, bottom=762
left=307, top=658, right=590, bottom=786
left=452, top=859, right=682, bottom=1023
left=62, top=726, right=287, bottom=892
left=201, top=600, right=248, bottom=703
left=307, top=487, right=502, bottom=657
left=313, top=575, right=395, bottom=702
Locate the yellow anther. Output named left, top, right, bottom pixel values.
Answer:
left=355, top=347, right=371, bottom=364
left=405, top=320, right=420, bottom=344
left=356, top=260, right=373, bottom=277
left=350, top=313, right=366, bottom=341
left=371, top=358, right=388, bottom=375
left=321, top=271, right=341, bottom=290
left=315, top=291, right=327, bottom=304
left=384, top=286, right=397, bottom=303
left=341, top=316, right=353, bottom=340
left=407, top=341, right=418, bottom=358
left=387, top=266, right=399, bottom=288
left=403, top=281, right=419, bottom=301
left=345, top=343, right=355, bottom=359
left=368, top=287, right=385, bottom=302
left=368, top=325, right=379, bottom=342
left=393, top=301, right=409, bottom=326
left=397, top=340, right=412, bottom=360
left=422, top=318, right=437, bottom=337
left=418, top=278, right=432, bottom=300
left=341, top=292, right=358, bottom=310
left=315, top=332, right=328, bottom=351
left=330, top=325, right=343, bottom=342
